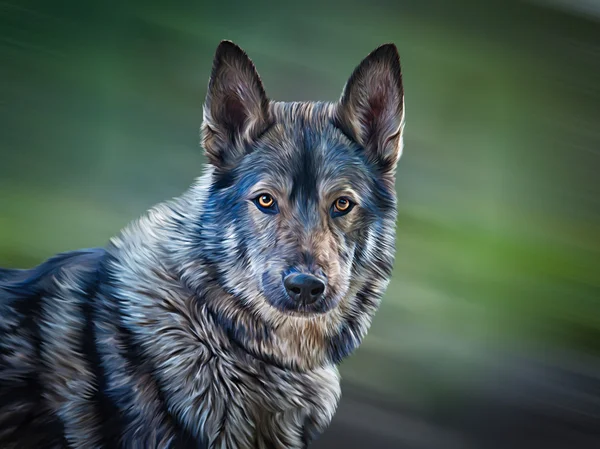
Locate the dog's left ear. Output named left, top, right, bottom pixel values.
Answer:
left=202, top=40, right=271, bottom=170
left=335, top=44, right=405, bottom=175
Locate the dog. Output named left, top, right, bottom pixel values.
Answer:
left=0, top=40, right=405, bottom=448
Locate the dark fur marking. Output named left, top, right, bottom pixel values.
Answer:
left=81, top=263, right=124, bottom=449
left=212, top=169, right=236, bottom=190
left=290, top=140, right=319, bottom=205
left=1, top=250, right=107, bottom=448
left=115, top=306, right=206, bottom=449
left=301, top=414, right=321, bottom=448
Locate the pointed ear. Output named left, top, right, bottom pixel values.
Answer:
left=201, top=40, right=271, bottom=169
left=334, top=44, right=405, bottom=174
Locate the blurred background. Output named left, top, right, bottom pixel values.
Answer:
left=1, top=0, right=599, bottom=447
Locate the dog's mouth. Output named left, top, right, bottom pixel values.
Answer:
left=263, top=291, right=341, bottom=316
left=280, top=303, right=334, bottom=316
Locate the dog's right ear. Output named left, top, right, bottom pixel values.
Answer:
left=201, top=40, right=271, bottom=169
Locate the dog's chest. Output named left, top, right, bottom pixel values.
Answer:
left=193, top=356, right=340, bottom=449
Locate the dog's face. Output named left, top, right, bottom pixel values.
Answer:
left=191, top=41, right=404, bottom=365
left=206, top=104, right=390, bottom=316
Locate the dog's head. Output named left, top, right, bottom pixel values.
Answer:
left=187, top=41, right=404, bottom=367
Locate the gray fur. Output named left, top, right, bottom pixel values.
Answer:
left=0, top=40, right=405, bottom=448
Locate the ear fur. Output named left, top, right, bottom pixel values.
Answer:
left=335, top=43, right=405, bottom=173
left=202, top=40, right=271, bottom=169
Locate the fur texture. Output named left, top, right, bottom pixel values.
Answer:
left=0, top=40, right=405, bottom=448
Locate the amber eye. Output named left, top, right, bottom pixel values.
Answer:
left=335, top=198, right=350, bottom=212
left=332, top=197, right=354, bottom=217
left=254, top=193, right=278, bottom=214
left=258, top=194, right=274, bottom=208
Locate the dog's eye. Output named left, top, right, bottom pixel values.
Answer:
left=254, top=193, right=279, bottom=214
left=258, top=194, right=274, bottom=208
left=331, top=197, right=355, bottom=217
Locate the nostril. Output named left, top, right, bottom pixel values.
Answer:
left=291, top=287, right=301, bottom=295
left=311, top=286, right=324, bottom=296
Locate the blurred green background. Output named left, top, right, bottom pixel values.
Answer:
left=1, top=0, right=599, bottom=442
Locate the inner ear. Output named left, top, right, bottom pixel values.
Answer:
left=201, top=40, right=271, bottom=170
left=214, top=94, right=253, bottom=142
left=224, top=96, right=250, bottom=132
left=334, top=43, right=405, bottom=173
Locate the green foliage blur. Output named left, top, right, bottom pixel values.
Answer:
left=1, top=0, right=599, bottom=406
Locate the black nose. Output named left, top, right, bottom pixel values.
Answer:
left=283, top=273, right=326, bottom=305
